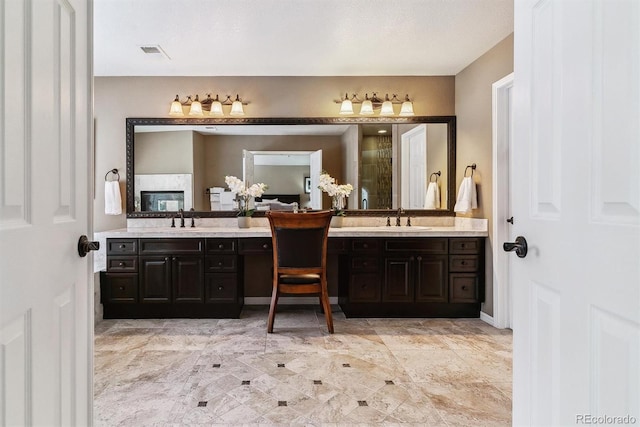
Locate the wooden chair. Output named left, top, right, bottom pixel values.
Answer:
left=266, top=210, right=334, bottom=333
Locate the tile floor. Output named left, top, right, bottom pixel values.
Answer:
left=94, top=306, right=512, bottom=426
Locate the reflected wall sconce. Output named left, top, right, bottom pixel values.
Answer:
left=335, top=92, right=414, bottom=116
left=169, top=94, right=248, bottom=117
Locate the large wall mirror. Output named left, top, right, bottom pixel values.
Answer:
left=126, top=117, right=456, bottom=218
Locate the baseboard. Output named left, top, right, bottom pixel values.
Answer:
left=480, top=311, right=494, bottom=326
left=244, top=296, right=339, bottom=305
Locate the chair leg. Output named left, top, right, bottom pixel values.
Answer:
left=267, top=285, right=279, bottom=333
left=320, top=283, right=334, bottom=334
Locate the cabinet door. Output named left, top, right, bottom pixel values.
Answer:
left=173, top=256, right=204, bottom=303
left=415, top=254, right=448, bottom=303
left=103, top=273, right=138, bottom=303
left=383, top=256, right=414, bottom=302
left=140, top=256, right=172, bottom=303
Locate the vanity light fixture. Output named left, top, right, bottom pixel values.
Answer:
left=335, top=92, right=414, bottom=116
left=168, top=94, right=248, bottom=117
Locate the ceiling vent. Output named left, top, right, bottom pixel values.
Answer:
left=139, top=45, right=171, bottom=59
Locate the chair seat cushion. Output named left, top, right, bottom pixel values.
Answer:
left=279, top=273, right=321, bottom=284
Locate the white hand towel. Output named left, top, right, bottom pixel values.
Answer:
left=424, top=182, right=440, bottom=209
left=105, top=181, right=122, bottom=215
left=454, top=176, right=478, bottom=214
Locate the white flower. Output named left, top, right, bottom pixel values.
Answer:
left=318, top=173, right=352, bottom=197
left=225, top=176, right=268, bottom=216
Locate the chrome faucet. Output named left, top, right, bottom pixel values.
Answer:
left=178, top=208, right=185, bottom=228
left=396, top=207, right=404, bottom=226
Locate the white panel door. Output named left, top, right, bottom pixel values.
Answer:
left=511, top=0, right=639, bottom=425
left=0, top=0, right=93, bottom=425
left=309, top=149, right=323, bottom=209
left=400, top=125, right=427, bottom=209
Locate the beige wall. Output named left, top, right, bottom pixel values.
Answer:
left=134, top=131, right=193, bottom=174
left=94, top=76, right=454, bottom=231
left=455, top=33, right=514, bottom=316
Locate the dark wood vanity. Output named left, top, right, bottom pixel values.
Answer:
left=100, top=235, right=484, bottom=319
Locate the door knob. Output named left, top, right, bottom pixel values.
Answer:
left=503, top=236, right=528, bottom=258
left=78, top=235, right=100, bottom=257
left=506, top=216, right=514, bottom=224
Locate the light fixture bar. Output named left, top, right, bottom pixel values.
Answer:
left=334, top=92, right=414, bottom=116
left=168, top=93, right=249, bottom=117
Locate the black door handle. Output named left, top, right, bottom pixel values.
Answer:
left=78, top=235, right=100, bottom=257
left=503, top=236, right=528, bottom=258
left=506, top=216, right=514, bottom=224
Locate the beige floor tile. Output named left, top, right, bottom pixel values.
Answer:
left=94, top=306, right=512, bottom=425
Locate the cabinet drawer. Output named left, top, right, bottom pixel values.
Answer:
left=449, top=255, right=480, bottom=272
left=384, top=238, right=447, bottom=254
left=107, top=256, right=138, bottom=273
left=238, top=238, right=272, bottom=254
left=139, top=238, right=204, bottom=255
left=205, top=273, right=238, bottom=303
left=350, top=256, right=379, bottom=272
left=102, top=273, right=138, bottom=303
left=206, top=238, right=236, bottom=254
left=449, top=274, right=479, bottom=303
left=449, top=238, right=482, bottom=254
left=107, top=239, right=138, bottom=255
left=351, top=239, right=380, bottom=252
left=206, top=255, right=237, bottom=272
left=328, top=238, right=348, bottom=254
left=349, top=273, right=381, bottom=303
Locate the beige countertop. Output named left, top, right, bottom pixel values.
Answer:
left=93, top=218, right=488, bottom=272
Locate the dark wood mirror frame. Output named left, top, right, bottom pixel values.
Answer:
left=126, top=116, right=456, bottom=218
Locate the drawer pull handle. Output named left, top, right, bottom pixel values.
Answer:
left=218, top=244, right=224, bottom=249
left=218, top=286, right=224, bottom=291
left=119, top=286, right=124, bottom=291
left=119, top=262, right=125, bottom=267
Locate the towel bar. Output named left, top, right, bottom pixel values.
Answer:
left=464, top=163, right=476, bottom=177
left=105, top=168, right=120, bottom=181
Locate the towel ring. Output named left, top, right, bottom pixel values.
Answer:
left=105, top=168, right=120, bottom=182
left=429, top=171, right=441, bottom=182
left=464, top=163, right=476, bottom=177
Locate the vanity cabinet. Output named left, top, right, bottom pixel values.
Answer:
left=340, top=237, right=484, bottom=317
left=100, top=238, right=243, bottom=318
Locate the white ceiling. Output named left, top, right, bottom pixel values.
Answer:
left=94, top=0, right=514, bottom=77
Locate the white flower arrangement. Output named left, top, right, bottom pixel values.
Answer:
left=224, top=176, right=268, bottom=217
left=318, top=172, right=353, bottom=216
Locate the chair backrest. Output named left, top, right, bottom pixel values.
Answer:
left=267, top=210, right=333, bottom=270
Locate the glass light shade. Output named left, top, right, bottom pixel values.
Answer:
left=380, top=100, right=394, bottom=116
left=209, top=101, right=224, bottom=116
left=359, top=100, right=374, bottom=115
left=169, top=95, right=184, bottom=116
left=339, top=99, right=354, bottom=115
left=230, top=99, right=245, bottom=116
left=399, top=100, right=414, bottom=116
left=188, top=96, right=203, bottom=116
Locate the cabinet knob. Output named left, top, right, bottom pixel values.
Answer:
left=119, top=262, right=125, bottom=267
left=363, top=243, right=368, bottom=248
left=362, top=262, right=368, bottom=267
left=218, top=286, right=224, bottom=291
left=361, top=285, right=367, bottom=289
left=416, top=256, right=422, bottom=261
left=119, top=244, right=125, bottom=249
left=218, top=261, right=223, bottom=266
left=119, top=286, right=124, bottom=291
left=460, top=244, right=465, bottom=248
left=461, top=261, right=466, bottom=265
left=462, top=286, right=467, bottom=290
left=218, top=244, right=224, bottom=249
left=262, top=244, right=269, bottom=249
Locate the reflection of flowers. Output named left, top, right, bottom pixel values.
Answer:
left=318, top=173, right=353, bottom=216
left=225, top=176, right=268, bottom=217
